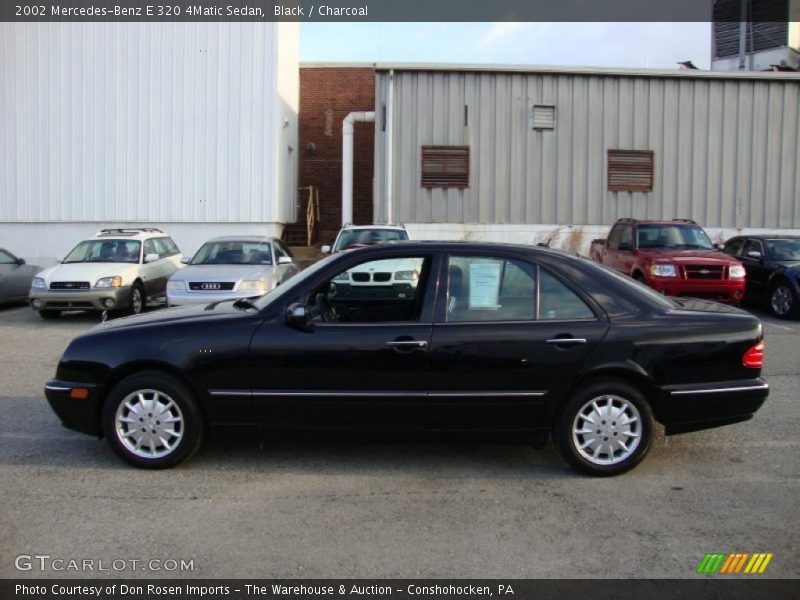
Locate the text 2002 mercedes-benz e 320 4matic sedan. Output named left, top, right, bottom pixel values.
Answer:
left=44, top=242, right=769, bottom=475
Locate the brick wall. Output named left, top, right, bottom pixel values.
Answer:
left=296, top=67, right=375, bottom=245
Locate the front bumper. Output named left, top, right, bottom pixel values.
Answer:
left=656, top=378, right=768, bottom=435
left=29, top=286, right=132, bottom=312
left=646, top=277, right=745, bottom=304
left=45, top=380, right=102, bottom=436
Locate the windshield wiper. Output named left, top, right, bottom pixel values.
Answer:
left=204, top=299, right=230, bottom=311
left=232, top=298, right=259, bottom=311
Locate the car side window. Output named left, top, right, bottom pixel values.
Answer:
left=723, top=239, right=744, bottom=256
left=607, top=225, right=621, bottom=250
left=276, top=241, right=294, bottom=259
left=162, top=237, right=180, bottom=256
left=446, top=256, right=537, bottom=322
left=539, top=269, right=595, bottom=320
left=143, top=239, right=158, bottom=260
left=310, top=256, right=430, bottom=323
left=274, top=244, right=287, bottom=262
left=619, top=226, right=633, bottom=250
left=0, top=249, right=15, bottom=263
left=743, top=239, right=763, bottom=258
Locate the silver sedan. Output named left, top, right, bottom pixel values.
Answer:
left=0, top=248, right=41, bottom=305
left=166, top=236, right=300, bottom=306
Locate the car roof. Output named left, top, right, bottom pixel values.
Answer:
left=93, top=228, right=168, bottom=241
left=202, top=236, right=278, bottom=243
left=336, top=239, right=577, bottom=257
left=730, top=234, right=800, bottom=241
left=339, top=224, right=407, bottom=231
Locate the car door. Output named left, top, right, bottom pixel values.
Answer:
left=0, top=249, right=31, bottom=300
left=740, top=239, right=771, bottom=297
left=426, top=252, right=609, bottom=431
left=140, top=239, right=166, bottom=298
left=248, top=251, right=441, bottom=430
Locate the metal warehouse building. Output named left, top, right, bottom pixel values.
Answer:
left=371, top=64, right=800, bottom=248
left=0, top=23, right=299, bottom=265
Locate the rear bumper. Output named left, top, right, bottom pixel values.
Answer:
left=44, top=380, right=102, bottom=436
left=656, top=378, right=768, bottom=435
left=646, top=277, right=745, bottom=303
left=30, top=286, right=132, bottom=312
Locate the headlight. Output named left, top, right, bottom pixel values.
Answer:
left=729, top=265, right=746, bottom=279
left=649, top=264, right=677, bottom=278
left=238, top=280, right=269, bottom=292
left=394, top=270, right=419, bottom=281
left=94, top=276, right=122, bottom=288
left=31, top=277, right=46, bottom=289
left=167, top=280, right=186, bottom=290
left=333, top=272, right=350, bottom=282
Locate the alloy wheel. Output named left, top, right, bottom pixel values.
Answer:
left=572, top=394, right=642, bottom=466
left=114, top=389, right=184, bottom=459
left=771, top=284, right=793, bottom=317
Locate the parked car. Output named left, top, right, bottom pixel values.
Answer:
left=0, top=248, right=41, bottom=305
left=722, top=235, right=800, bottom=319
left=44, top=242, right=768, bottom=475
left=322, top=224, right=409, bottom=253
left=29, top=228, right=183, bottom=319
left=590, top=218, right=746, bottom=303
left=167, top=236, right=300, bottom=307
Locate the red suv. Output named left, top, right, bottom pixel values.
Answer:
left=590, top=219, right=746, bottom=304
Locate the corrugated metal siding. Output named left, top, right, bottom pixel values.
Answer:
left=0, top=23, right=297, bottom=224
left=374, top=70, right=800, bottom=228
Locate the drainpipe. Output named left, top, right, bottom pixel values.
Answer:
left=738, top=0, right=748, bottom=71
left=342, top=111, right=375, bottom=227
left=386, top=69, right=394, bottom=224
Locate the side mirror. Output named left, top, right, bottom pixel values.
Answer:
left=277, top=256, right=293, bottom=265
left=180, top=256, right=191, bottom=264
left=285, top=303, right=311, bottom=330
left=715, top=243, right=725, bottom=251
left=144, top=253, right=159, bottom=263
left=618, top=242, right=632, bottom=252
left=17, top=258, right=26, bottom=265
left=746, top=251, right=762, bottom=260
left=321, top=245, right=332, bottom=254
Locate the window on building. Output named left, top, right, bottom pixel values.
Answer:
left=421, top=146, right=470, bottom=188
left=607, top=150, right=654, bottom=192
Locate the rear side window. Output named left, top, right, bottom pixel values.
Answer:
left=445, top=256, right=594, bottom=323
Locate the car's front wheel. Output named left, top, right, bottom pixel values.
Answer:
left=769, top=280, right=797, bottom=319
left=123, top=282, right=145, bottom=316
left=553, top=379, right=654, bottom=476
left=102, top=371, right=204, bottom=468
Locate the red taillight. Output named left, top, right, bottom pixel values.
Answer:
left=743, top=341, right=764, bottom=369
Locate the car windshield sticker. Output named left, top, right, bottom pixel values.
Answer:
left=469, top=262, right=502, bottom=309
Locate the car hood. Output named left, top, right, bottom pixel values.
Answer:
left=171, top=264, right=278, bottom=282
left=640, top=248, right=738, bottom=264
left=91, top=302, right=247, bottom=331
left=37, top=262, right=140, bottom=283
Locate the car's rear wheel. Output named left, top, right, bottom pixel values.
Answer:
left=38, top=309, right=61, bottom=319
left=769, top=280, right=797, bottom=319
left=553, top=379, right=653, bottom=476
left=102, top=371, right=203, bottom=469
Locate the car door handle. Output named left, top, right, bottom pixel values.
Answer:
left=546, top=337, right=588, bottom=346
left=386, top=340, right=428, bottom=350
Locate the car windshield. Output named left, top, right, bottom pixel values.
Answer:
left=637, top=224, right=714, bottom=250
left=766, top=239, right=800, bottom=261
left=191, top=241, right=273, bottom=265
left=333, top=229, right=409, bottom=252
left=252, top=252, right=340, bottom=309
left=63, top=240, right=141, bottom=263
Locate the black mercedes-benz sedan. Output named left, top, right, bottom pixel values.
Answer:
left=722, top=235, right=800, bottom=319
left=45, top=242, right=769, bottom=475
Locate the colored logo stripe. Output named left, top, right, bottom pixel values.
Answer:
left=697, top=553, right=773, bottom=574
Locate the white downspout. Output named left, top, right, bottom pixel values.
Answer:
left=385, top=69, right=394, bottom=225
left=342, top=110, right=375, bottom=227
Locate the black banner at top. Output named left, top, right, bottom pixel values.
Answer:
left=0, top=0, right=737, bottom=23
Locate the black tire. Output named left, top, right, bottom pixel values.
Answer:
left=38, top=309, right=61, bottom=319
left=632, top=272, right=646, bottom=284
left=768, top=280, right=797, bottom=320
left=102, top=370, right=204, bottom=469
left=124, top=282, right=145, bottom=316
left=553, top=379, right=654, bottom=476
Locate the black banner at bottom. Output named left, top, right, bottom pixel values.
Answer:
left=3, top=580, right=799, bottom=600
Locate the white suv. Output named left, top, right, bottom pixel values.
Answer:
left=29, top=228, right=183, bottom=319
left=322, top=224, right=409, bottom=254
